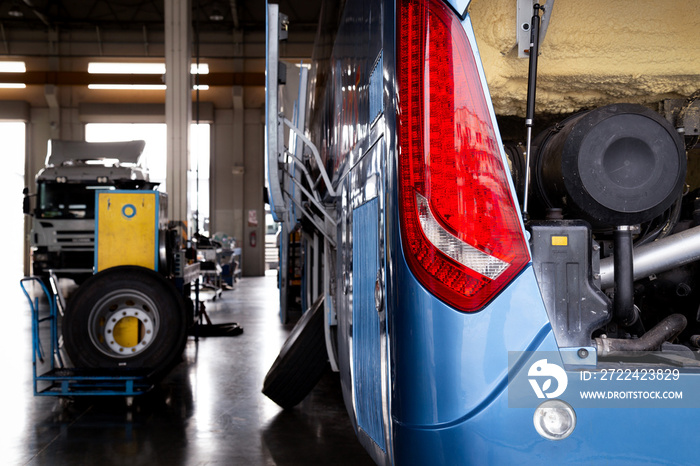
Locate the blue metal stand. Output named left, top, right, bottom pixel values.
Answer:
left=20, top=277, right=153, bottom=397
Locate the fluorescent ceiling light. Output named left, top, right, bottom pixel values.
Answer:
left=294, top=63, right=312, bottom=69
left=88, top=84, right=166, bottom=90
left=191, top=64, right=209, bottom=75
left=88, top=84, right=208, bottom=91
left=89, top=62, right=165, bottom=74
left=0, top=83, right=26, bottom=89
left=209, top=9, right=224, bottom=21
left=0, top=61, right=26, bottom=73
left=88, top=62, right=209, bottom=75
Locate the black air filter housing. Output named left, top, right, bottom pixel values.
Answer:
left=533, top=103, right=686, bottom=227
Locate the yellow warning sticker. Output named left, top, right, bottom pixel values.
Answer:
left=551, top=235, right=568, bottom=246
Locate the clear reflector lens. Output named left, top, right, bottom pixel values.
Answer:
left=416, top=192, right=509, bottom=280
left=533, top=399, right=576, bottom=440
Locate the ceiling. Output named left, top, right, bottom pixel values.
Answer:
left=0, top=0, right=322, bottom=33
left=0, top=1, right=322, bottom=109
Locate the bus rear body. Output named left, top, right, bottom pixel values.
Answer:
left=267, top=1, right=700, bottom=464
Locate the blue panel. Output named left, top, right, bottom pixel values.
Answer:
left=369, top=52, right=383, bottom=124
left=392, top=327, right=700, bottom=465
left=352, top=198, right=385, bottom=451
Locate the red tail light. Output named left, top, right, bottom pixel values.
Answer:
left=397, top=0, right=530, bottom=312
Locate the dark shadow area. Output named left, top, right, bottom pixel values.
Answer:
left=262, top=369, right=374, bottom=466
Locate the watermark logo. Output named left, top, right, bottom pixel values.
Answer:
left=509, top=351, right=694, bottom=408
left=528, top=358, right=568, bottom=399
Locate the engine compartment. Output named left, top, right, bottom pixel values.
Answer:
left=505, top=95, right=700, bottom=362
left=466, top=0, right=700, bottom=362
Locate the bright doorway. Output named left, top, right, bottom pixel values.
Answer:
left=0, top=122, right=26, bottom=279
left=85, top=123, right=210, bottom=235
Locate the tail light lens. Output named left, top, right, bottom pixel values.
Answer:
left=397, top=0, right=530, bottom=312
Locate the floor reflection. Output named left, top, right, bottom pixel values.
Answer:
left=5, top=274, right=372, bottom=465
left=262, top=370, right=374, bottom=465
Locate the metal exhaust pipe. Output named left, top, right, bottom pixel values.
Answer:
left=595, top=314, right=687, bottom=357
left=600, top=225, right=700, bottom=290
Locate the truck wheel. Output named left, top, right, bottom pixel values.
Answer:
left=63, top=266, right=187, bottom=376
left=262, top=295, right=329, bottom=409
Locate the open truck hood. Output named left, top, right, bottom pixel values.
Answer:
left=46, top=139, right=146, bottom=166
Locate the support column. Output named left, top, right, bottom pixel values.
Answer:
left=243, top=108, right=265, bottom=276
left=165, top=0, right=191, bottom=225
left=46, top=31, right=60, bottom=140
left=44, top=84, right=60, bottom=140
left=232, top=84, right=245, bottom=242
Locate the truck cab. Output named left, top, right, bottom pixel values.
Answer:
left=25, top=139, right=156, bottom=283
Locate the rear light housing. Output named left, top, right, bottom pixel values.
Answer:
left=397, top=0, right=530, bottom=312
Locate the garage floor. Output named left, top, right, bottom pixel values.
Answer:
left=5, top=272, right=373, bottom=465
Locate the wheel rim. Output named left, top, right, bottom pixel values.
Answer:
left=87, top=289, right=160, bottom=359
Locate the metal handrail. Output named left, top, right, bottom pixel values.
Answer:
left=281, top=117, right=338, bottom=198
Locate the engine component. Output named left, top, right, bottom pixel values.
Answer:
left=595, top=314, right=687, bottom=357
left=600, top=224, right=700, bottom=289
left=521, top=2, right=544, bottom=218
left=503, top=143, right=526, bottom=199
left=613, top=226, right=639, bottom=327
left=532, top=103, right=686, bottom=227
left=690, top=335, right=700, bottom=348
left=530, top=221, right=612, bottom=348
left=662, top=92, right=700, bottom=137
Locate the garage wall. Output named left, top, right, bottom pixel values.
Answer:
left=242, top=108, right=265, bottom=276
left=210, top=103, right=265, bottom=277
left=211, top=104, right=267, bottom=276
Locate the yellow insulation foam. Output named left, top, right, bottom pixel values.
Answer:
left=469, top=0, right=700, bottom=116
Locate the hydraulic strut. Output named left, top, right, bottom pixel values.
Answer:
left=522, top=3, right=543, bottom=221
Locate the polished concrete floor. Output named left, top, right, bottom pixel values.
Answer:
left=4, top=271, right=373, bottom=465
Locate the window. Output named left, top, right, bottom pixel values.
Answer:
left=1, top=122, right=26, bottom=277
left=85, top=123, right=210, bottom=235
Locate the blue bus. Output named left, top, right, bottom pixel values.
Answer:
left=265, top=0, right=700, bottom=464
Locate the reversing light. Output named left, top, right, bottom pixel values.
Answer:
left=533, top=400, right=577, bottom=440
left=397, top=0, right=529, bottom=312
left=416, top=193, right=509, bottom=280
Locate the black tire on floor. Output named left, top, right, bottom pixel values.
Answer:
left=262, top=295, right=329, bottom=409
left=62, top=265, right=187, bottom=377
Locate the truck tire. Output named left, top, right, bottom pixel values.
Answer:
left=62, top=266, right=187, bottom=376
left=263, top=295, right=329, bottom=409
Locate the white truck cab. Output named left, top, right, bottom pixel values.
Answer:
left=25, top=139, right=156, bottom=283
